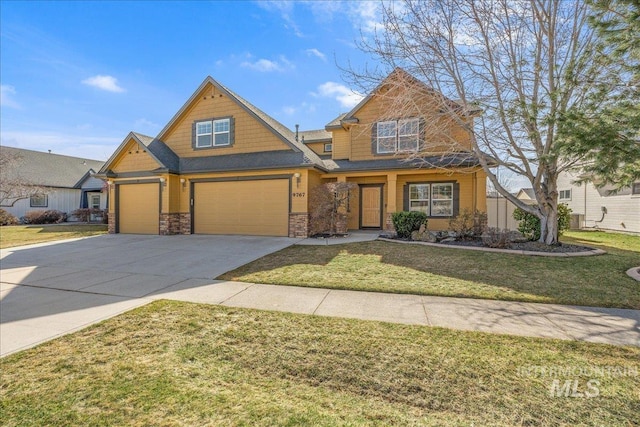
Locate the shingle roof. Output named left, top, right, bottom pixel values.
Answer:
left=325, top=113, right=347, bottom=129
left=322, top=153, right=482, bottom=172
left=299, top=129, right=332, bottom=143
left=131, top=132, right=180, bottom=172
left=180, top=150, right=313, bottom=173
left=0, top=146, right=104, bottom=188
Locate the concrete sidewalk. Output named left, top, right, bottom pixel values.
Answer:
left=152, top=281, right=640, bottom=347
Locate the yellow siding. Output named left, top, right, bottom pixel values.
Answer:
left=162, top=82, right=291, bottom=157
left=331, top=128, right=350, bottom=160
left=345, top=176, right=387, bottom=230
left=346, top=90, right=474, bottom=161
left=112, top=140, right=161, bottom=173
left=304, top=142, right=330, bottom=156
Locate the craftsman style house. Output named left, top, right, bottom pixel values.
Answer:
left=97, top=68, right=487, bottom=237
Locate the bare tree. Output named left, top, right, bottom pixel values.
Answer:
left=0, top=149, right=45, bottom=207
left=309, top=182, right=358, bottom=236
left=346, top=0, right=632, bottom=244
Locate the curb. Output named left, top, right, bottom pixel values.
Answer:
left=626, top=267, right=640, bottom=282
left=377, top=237, right=606, bottom=257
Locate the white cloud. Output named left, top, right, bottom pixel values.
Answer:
left=313, top=82, right=364, bottom=108
left=0, top=85, right=21, bottom=109
left=256, top=1, right=304, bottom=37
left=305, top=48, right=327, bottom=62
left=241, top=56, right=294, bottom=72
left=282, top=102, right=316, bottom=116
left=283, top=106, right=297, bottom=115
left=81, top=75, right=125, bottom=93
left=348, top=1, right=384, bottom=33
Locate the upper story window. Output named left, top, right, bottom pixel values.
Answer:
left=194, top=117, right=232, bottom=149
left=376, top=118, right=420, bottom=154
left=324, top=143, right=333, bottom=153
left=559, top=189, right=571, bottom=200
left=30, top=194, right=48, bottom=207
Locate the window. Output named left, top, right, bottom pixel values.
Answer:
left=633, top=183, right=640, bottom=195
left=559, top=189, right=572, bottom=200
left=324, top=143, right=333, bottom=152
left=30, top=194, right=48, bottom=207
left=408, top=183, right=454, bottom=217
left=90, top=194, right=101, bottom=210
left=376, top=118, right=420, bottom=154
left=195, top=118, right=231, bottom=148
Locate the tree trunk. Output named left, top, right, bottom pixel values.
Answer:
left=539, top=207, right=559, bottom=245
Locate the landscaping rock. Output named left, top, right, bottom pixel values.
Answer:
left=507, top=231, right=528, bottom=243
left=440, top=237, right=457, bottom=243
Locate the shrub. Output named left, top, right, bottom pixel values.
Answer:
left=513, top=204, right=572, bottom=241
left=481, top=227, right=511, bottom=248
left=71, top=208, right=104, bottom=223
left=0, top=209, right=19, bottom=226
left=309, top=182, right=357, bottom=236
left=391, top=211, right=428, bottom=239
left=448, top=209, right=488, bottom=239
left=22, top=210, right=67, bottom=224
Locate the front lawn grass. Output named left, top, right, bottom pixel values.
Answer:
left=219, top=230, right=640, bottom=309
left=0, top=224, right=107, bottom=249
left=1, top=301, right=638, bottom=426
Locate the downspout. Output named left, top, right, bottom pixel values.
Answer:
left=295, top=124, right=299, bottom=142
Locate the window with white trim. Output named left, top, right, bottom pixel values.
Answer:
left=195, top=118, right=231, bottom=148
left=376, top=118, right=420, bottom=153
left=324, top=143, right=333, bottom=152
left=559, top=189, right=571, bottom=200
left=409, top=183, right=454, bottom=217
left=30, top=194, right=48, bottom=207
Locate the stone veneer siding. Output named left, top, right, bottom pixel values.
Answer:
left=160, top=213, right=191, bottom=235
left=384, top=212, right=397, bottom=235
left=289, top=213, right=309, bottom=238
left=107, top=212, right=116, bottom=234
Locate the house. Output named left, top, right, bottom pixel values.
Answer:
left=97, top=68, right=488, bottom=237
left=0, top=146, right=107, bottom=221
left=556, top=170, right=640, bottom=233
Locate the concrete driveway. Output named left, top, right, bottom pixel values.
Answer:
left=0, top=234, right=297, bottom=356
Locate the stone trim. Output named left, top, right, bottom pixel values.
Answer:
left=384, top=212, right=396, bottom=236
left=107, top=212, right=116, bottom=234
left=289, top=213, right=309, bottom=238
left=160, top=213, right=192, bottom=235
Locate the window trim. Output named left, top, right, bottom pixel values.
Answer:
left=408, top=183, right=430, bottom=215
left=324, top=143, right=333, bottom=153
left=406, top=181, right=456, bottom=218
left=430, top=183, right=454, bottom=217
left=30, top=194, right=48, bottom=208
left=559, top=189, right=572, bottom=201
left=192, top=116, right=233, bottom=150
left=375, top=118, right=420, bottom=154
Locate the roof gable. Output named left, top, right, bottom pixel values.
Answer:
left=98, top=133, right=167, bottom=175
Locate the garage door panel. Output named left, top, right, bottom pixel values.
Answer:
left=119, top=183, right=159, bottom=234
left=194, top=180, right=289, bottom=236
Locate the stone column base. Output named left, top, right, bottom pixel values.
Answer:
left=384, top=213, right=397, bottom=236
left=107, top=212, right=116, bottom=234
left=160, top=213, right=192, bottom=235
left=289, top=213, right=309, bottom=238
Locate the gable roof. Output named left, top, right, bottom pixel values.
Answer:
left=0, top=146, right=104, bottom=188
left=98, top=132, right=180, bottom=175
left=156, top=76, right=324, bottom=168
left=516, top=188, right=536, bottom=200
left=299, top=129, right=332, bottom=143
left=335, top=68, right=477, bottom=127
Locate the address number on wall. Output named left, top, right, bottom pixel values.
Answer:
left=292, top=192, right=306, bottom=198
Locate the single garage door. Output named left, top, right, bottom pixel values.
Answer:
left=194, top=179, right=289, bottom=236
left=118, top=183, right=160, bottom=234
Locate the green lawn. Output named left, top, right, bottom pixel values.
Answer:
left=1, top=301, right=638, bottom=426
left=0, top=224, right=107, bottom=249
left=220, top=231, right=640, bottom=309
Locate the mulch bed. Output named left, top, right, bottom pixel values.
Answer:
left=385, top=236, right=593, bottom=253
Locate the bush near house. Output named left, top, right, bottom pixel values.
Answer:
left=22, top=210, right=67, bottom=225
left=391, top=211, right=428, bottom=238
left=0, top=209, right=19, bottom=226
left=71, top=208, right=107, bottom=223
left=448, top=208, right=488, bottom=239
left=513, top=204, right=571, bottom=241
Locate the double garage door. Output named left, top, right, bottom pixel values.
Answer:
left=193, top=179, right=289, bottom=236
left=118, top=179, right=289, bottom=236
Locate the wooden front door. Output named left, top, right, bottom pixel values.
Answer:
left=360, top=185, right=383, bottom=228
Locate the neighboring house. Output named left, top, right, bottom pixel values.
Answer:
left=97, top=68, right=488, bottom=237
left=0, top=146, right=107, bottom=220
left=486, top=189, right=536, bottom=231
left=556, top=170, right=640, bottom=233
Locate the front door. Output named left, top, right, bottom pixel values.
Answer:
left=360, top=185, right=383, bottom=228
left=90, top=194, right=101, bottom=222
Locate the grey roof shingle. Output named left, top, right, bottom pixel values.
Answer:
left=131, top=132, right=180, bottom=171
left=323, top=153, right=482, bottom=172
left=180, top=150, right=311, bottom=173
left=1, top=146, right=104, bottom=188
left=299, top=129, right=332, bottom=143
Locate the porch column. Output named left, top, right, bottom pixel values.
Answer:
left=386, top=173, right=397, bottom=232
left=337, top=175, right=346, bottom=183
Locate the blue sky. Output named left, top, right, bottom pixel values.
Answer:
left=1, top=1, right=383, bottom=160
